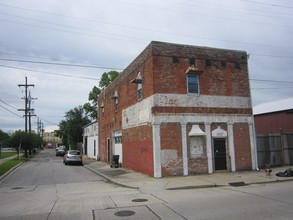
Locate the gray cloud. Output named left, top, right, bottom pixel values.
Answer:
left=1, top=0, right=292, bottom=132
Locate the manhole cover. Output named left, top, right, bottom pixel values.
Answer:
left=132, top=198, right=148, bottom=202
left=114, top=210, right=135, bottom=217
left=11, top=187, right=24, bottom=190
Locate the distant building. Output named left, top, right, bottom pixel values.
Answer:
left=254, top=98, right=293, bottom=167
left=82, top=121, right=99, bottom=160
left=43, top=131, right=62, bottom=148
left=98, top=41, right=256, bottom=177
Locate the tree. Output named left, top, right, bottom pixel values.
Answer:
left=83, top=86, right=101, bottom=120
left=99, top=70, right=119, bottom=89
left=57, top=106, right=90, bottom=150
left=0, top=130, right=10, bottom=158
left=83, top=70, right=119, bottom=120
left=9, top=130, right=43, bottom=158
left=0, top=130, right=9, bottom=146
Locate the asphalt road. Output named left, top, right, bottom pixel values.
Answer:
left=1, top=149, right=293, bottom=220
left=0, top=149, right=104, bottom=187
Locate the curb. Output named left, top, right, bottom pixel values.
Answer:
left=0, top=162, right=24, bottom=184
left=250, top=177, right=293, bottom=186
left=166, top=184, right=218, bottom=190
left=84, top=164, right=139, bottom=189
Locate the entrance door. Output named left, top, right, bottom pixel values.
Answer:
left=84, top=137, right=88, bottom=155
left=107, top=138, right=111, bottom=162
left=214, top=138, right=227, bottom=170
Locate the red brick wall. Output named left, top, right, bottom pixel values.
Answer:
left=188, top=158, right=208, bottom=175
left=151, top=42, right=249, bottom=97
left=122, top=125, right=154, bottom=176
left=98, top=43, right=154, bottom=163
left=234, top=123, right=252, bottom=170
left=160, top=123, right=183, bottom=176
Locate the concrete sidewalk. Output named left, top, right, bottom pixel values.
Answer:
left=83, top=158, right=293, bottom=192
left=0, top=154, right=22, bottom=165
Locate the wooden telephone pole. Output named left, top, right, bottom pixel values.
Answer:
left=18, top=77, right=35, bottom=133
left=18, top=77, right=35, bottom=158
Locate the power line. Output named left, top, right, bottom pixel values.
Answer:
left=1, top=62, right=292, bottom=85
left=250, top=53, right=293, bottom=59
left=0, top=58, right=124, bottom=70
left=251, top=86, right=293, bottom=90
left=250, top=79, right=293, bottom=84
left=240, top=0, right=293, bottom=10
left=0, top=99, right=18, bottom=110
left=0, top=64, right=101, bottom=81
left=0, top=104, right=23, bottom=118
left=108, top=0, right=293, bottom=29
left=36, top=116, right=59, bottom=126
left=0, top=3, right=292, bottom=51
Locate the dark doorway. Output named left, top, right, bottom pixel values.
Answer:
left=214, top=138, right=227, bottom=170
left=94, top=140, right=96, bottom=156
left=84, top=137, right=88, bottom=155
left=107, top=138, right=111, bottom=162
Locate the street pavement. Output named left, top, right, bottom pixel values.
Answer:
left=2, top=154, right=293, bottom=193
left=83, top=157, right=293, bottom=193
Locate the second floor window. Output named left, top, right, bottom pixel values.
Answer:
left=115, top=98, right=118, bottom=112
left=187, top=74, right=199, bottom=94
left=137, top=83, right=142, bottom=100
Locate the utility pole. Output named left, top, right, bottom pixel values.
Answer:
left=18, top=77, right=35, bottom=133
left=36, top=118, right=44, bottom=136
left=18, top=77, right=35, bottom=158
left=28, top=91, right=37, bottom=133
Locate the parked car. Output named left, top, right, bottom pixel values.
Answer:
left=63, top=150, right=83, bottom=165
left=56, top=146, right=66, bottom=156
left=56, top=145, right=65, bottom=152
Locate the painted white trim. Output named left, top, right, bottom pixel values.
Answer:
left=248, top=117, right=258, bottom=170
left=153, top=114, right=250, bottom=125
left=153, top=94, right=251, bottom=109
left=122, top=94, right=251, bottom=129
left=228, top=123, right=236, bottom=172
left=181, top=123, right=188, bottom=176
left=205, top=123, right=213, bottom=174
left=152, top=123, right=162, bottom=178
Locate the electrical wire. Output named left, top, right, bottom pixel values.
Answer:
left=0, top=3, right=292, bottom=51
left=239, top=0, right=293, bottom=10
left=0, top=104, right=23, bottom=118
left=0, top=64, right=102, bottom=81
left=0, top=58, right=123, bottom=70
left=0, top=99, right=19, bottom=110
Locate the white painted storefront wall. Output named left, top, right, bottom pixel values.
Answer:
left=122, top=94, right=256, bottom=178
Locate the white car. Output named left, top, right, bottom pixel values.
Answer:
left=63, top=150, right=83, bottom=166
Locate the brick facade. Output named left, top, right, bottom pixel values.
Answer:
left=98, top=41, right=256, bottom=177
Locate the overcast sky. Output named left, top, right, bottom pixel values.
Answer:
left=0, top=0, right=292, bottom=133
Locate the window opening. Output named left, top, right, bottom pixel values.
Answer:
left=137, top=83, right=142, bottom=100
left=189, top=58, right=195, bottom=65
left=187, top=74, right=199, bottom=94
left=172, top=56, right=179, bottom=63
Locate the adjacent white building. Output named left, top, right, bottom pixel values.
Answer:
left=82, top=121, right=99, bottom=160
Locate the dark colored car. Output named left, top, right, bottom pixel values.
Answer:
left=56, top=146, right=66, bottom=156
left=63, top=150, right=83, bottom=165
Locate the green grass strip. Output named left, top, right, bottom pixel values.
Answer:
left=0, top=159, right=24, bottom=176
left=0, top=151, right=17, bottom=159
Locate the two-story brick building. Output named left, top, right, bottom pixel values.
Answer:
left=98, top=41, right=257, bottom=178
